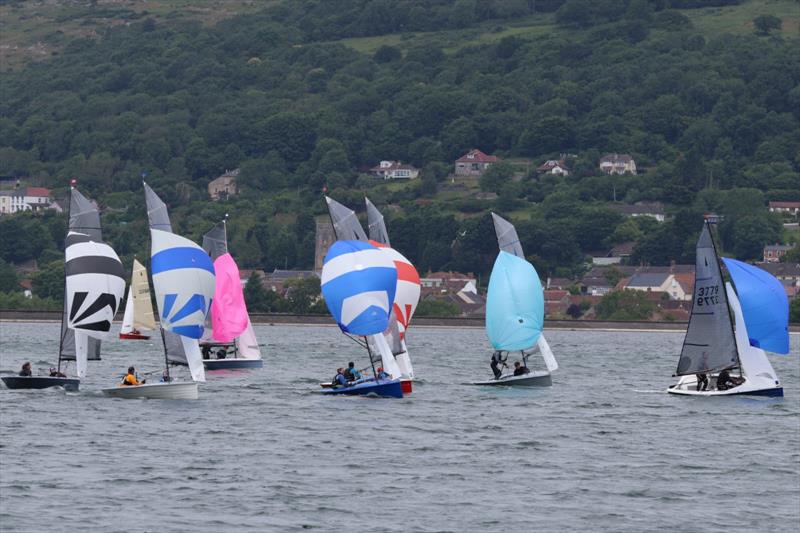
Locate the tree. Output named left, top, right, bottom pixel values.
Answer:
left=479, top=161, right=515, bottom=193
left=415, top=299, right=460, bottom=317
left=595, top=290, right=655, bottom=321
left=0, top=259, right=18, bottom=293
left=31, top=260, right=63, bottom=302
left=284, top=277, right=322, bottom=314
left=790, top=298, right=800, bottom=324
left=373, top=45, right=401, bottom=63
left=753, top=15, right=781, bottom=36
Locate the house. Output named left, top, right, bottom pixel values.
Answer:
left=599, top=153, right=637, bottom=175
left=763, top=244, right=792, bottom=263
left=536, top=159, right=569, bottom=176
left=758, top=262, right=800, bottom=299
left=0, top=187, right=53, bottom=214
left=609, top=202, right=665, bottom=222
left=580, top=264, right=694, bottom=297
left=420, top=271, right=477, bottom=291
left=704, top=213, right=722, bottom=224
left=769, top=201, right=800, bottom=216
left=263, top=269, right=318, bottom=295
left=544, top=289, right=570, bottom=315
left=421, top=282, right=486, bottom=317
left=621, top=272, right=692, bottom=301
left=454, top=149, right=499, bottom=176
left=370, top=160, right=419, bottom=180
left=208, top=169, right=239, bottom=201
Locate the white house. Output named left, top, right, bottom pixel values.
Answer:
left=599, top=153, right=637, bottom=175
left=0, top=187, right=53, bottom=214
left=536, top=159, right=569, bottom=176
left=369, top=160, right=419, bottom=180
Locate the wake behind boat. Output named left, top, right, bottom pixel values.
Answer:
left=472, top=213, right=558, bottom=387
left=667, top=222, right=788, bottom=397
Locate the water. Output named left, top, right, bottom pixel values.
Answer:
left=0, top=322, right=798, bottom=532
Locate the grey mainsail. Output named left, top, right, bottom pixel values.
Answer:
left=676, top=223, right=738, bottom=375
left=325, top=196, right=368, bottom=241
left=365, top=197, right=390, bottom=246
left=143, top=182, right=187, bottom=365
left=202, top=220, right=228, bottom=261
left=60, top=189, right=102, bottom=362
left=491, top=213, right=525, bottom=259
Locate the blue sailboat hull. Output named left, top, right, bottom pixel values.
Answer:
left=1, top=376, right=79, bottom=391
left=322, top=379, right=403, bottom=398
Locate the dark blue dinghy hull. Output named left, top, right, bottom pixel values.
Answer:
left=203, top=358, right=264, bottom=370
left=322, top=379, right=403, bottom=399
left=1, top=376, right=79, bottom=391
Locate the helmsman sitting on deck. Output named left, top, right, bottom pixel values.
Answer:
left=513, top=361, right=530, bottom=376
left=332, top=368, right=348, bottom=388
left=19, top=362, right=32, bottom=377
left=716, top=368, right=744, bottom=391
left=121, top=366, right=145, bottom=386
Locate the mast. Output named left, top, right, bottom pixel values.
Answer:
left=57, top=185, right=73, bottom=374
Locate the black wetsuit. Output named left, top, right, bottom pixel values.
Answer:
left=514, top=366, right=530, bottom=376
left=490, top=352, right=505, bottom=379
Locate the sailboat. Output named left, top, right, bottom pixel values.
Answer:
left=473, top=213, right=558, bottom=387
left=102, top=183, right=213, bottom=400
left=667, top=222, right=788, bottom=397
left=322, top=196, right=406, bottom=388
left=2, top=187, right=125, bottom=391
left=365, top=197, right=421, bottom=390
left=199, top=218, right=263, bottom=370
left=119, top=258, right=155, bottom=340
left=320, top=239, right=403, bottom=398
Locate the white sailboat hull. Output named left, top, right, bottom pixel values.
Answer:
left=473, top=370, right=552, bottom=387
left=667, top=374, right=782, bottom=397
left=102, top=381, right=198, bottom=400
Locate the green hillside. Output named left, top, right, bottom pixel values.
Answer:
left=1, top=0, right=798, bottom=307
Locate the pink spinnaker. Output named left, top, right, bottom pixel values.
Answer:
left=211, top=253, right=249, bottom=343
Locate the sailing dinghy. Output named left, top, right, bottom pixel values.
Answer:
left=473, top=213, right=557, bottom=387
left=320, top=196, right=411, bottom=391
left=119, top=258, right=155, bottom=340
left=103, top=183, right=214, bottom=400
left=667, top=222, right=788, bottom=397
left=365, top=197, right=421, bottom=391
left=199, top=218, right=263, bottom=370
left=320, top=240, right=403, bottom=399
left=2, top=187, right=125, bottom=392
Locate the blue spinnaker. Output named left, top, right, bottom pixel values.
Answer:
left=485, top=251, right=544, bottom=351
left=321, top=240, right=397, bottom=336
left=722, top=258, right=789, bottom=355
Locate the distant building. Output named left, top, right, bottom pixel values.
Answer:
left=454, top=149, right=499, bottom=176
left=314, top=216, right=335, bottom=274
left=754, top=262, right=800, bottom=299
left=769, top=201, right=800, bottom=216
left=420, top=271, right=477, bottom=291
left=0, top=187, right=53, bottom=214
left=763, top=244, right=792, bottom=263
left=580, top=264, right=694, bottom=297
left=536, top=159, right=569, bottom=176
left=208, top=169, right=239, bottom=201
left=263, top=269, right=318, bottom=296
left=621, top=272, right=692, bottom=301
left=609, top=202, right=665, bottom=222
left=704, top=213, right=722, bottom=224
left=599, top=153, right=637, bottom=175
left=370, top=160, right=419, bottom=180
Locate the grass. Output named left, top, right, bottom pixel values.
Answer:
left=682, top=0, right=800, bottom=37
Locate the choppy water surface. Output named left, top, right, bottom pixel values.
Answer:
left=0, top=322, right=798, bottom=532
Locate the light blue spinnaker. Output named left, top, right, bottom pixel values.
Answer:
left=722, top=258, right=789, bottom=355
left=485, top=251, right=544, bottom=351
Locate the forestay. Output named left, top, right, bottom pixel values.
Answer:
left=722, top=258, right=789, bottom=355
left=486, top=251, right=544, bottom=351
left=150, top=228, right=215, bottom=382
left=676, top=224, right=738, bottom=376
left=60, top=189, right=103, bottom=362
left=64, top=231, right=126, bottom=377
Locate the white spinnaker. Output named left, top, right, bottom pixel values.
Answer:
left=181, top=337, right=206, bottom=383
left=370, top=333, right=403, bottom=380
left=74, top=331, right=89, bottom=378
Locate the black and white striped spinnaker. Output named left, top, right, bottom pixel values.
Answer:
left=64, top=231, right=126, bottom=378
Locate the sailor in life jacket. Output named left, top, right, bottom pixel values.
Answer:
left=121, top=366, right=145, bottom=386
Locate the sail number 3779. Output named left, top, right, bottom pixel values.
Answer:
left=696, top=285, right=719, bottom=306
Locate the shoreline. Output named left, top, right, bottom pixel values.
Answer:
left=2, top=310, right=799, bottom=333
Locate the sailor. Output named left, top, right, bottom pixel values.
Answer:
left=716, top=368, right=738, bottom=391
left=376, top=367, right=390, bottom=380
left=160, top=369, right=172, bottom=383
left=19, top=362, right=32, bottom=377
left=513, top=361, right=530, bottom=376
left=344, top=361, right=361, bottom=381
left=332, top=368, right=348, bottom=387
left=49, top=368, right=66, bottom=378
left=121, top=366, right=146, bottom=386
left=490, top=351, right=506, bottom=379
left=696, top=373, right=709, bottom=391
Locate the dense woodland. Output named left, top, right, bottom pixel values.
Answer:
left=0, top=0, right=798, bottom=312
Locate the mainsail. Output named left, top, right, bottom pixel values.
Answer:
left=722, top=258, right=789, bottom=355
left=366, top=197, right=391, bottom=247
left=144, top=182, right=187, bottom=365
left=202, top=220, right=228, bottom=261
left=60, top=189, right=103, bottom=362
left=326, top=196, right=368, bottom=241
left=150, top=228, right=215, bottom=382
left=676, top=223, right=738, bottom=376
left=64, top=231, right=126, bottom=377
left=120, top=259, right=156, bottom=335
left=491, top=212, right=524, bottom=259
